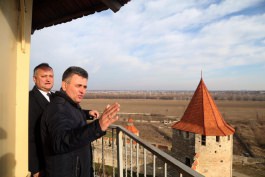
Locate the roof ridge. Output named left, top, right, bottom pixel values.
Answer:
left=203, top=81, right=227, bottom=135
left=201, top=79, right=206, bottom=136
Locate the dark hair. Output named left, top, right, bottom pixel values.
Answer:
left=33, top=63, right=53, bottom=76
left=62, top=66, right=88, bottom=82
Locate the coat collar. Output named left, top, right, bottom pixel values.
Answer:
left=55, top=89, right=81, bottom=109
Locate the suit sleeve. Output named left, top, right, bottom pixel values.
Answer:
left=28, top=95, right=42, bottom=173
left=82, top=109, right=94, bottom=120
left=45, top=107, right=105, bottom=154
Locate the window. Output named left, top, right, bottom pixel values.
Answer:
left=178, top=130, right=182, bottom=136
left=185, top=157, right=191, bottom=167
left=201, top=135, right=206, bottom=146
left=216, top=136, right=220, bottom=142
left=186, top=132, right=189, bottom=138
left=228, top=135, right=230, bottom=141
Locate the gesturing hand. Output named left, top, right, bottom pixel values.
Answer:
left=99, top=103, right=120, bottom=131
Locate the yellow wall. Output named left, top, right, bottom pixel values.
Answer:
left=0, top=0, right=32, bottom=176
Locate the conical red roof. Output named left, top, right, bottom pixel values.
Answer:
left=126, top=118, right=139, bottom=134
left=172, top=78, right=235, bottom=136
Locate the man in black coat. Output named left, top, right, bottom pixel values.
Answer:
left=41, top=66, right=120, bottom=177
left=29, top=63, right=54, bottom=177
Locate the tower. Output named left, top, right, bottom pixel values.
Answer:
left=126, top=118, right=139, bottom=136
left=171, top=78, right=235, bottom=177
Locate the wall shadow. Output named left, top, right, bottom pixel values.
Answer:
left=0, top=1, right=18, bottom=38
left=0, top=127, right=16, bottom=177
left=0, top=0, right=32, bottom=42
left=0, top=153, right=16, bottom=177
left=0, top=127, right=7, bottom=139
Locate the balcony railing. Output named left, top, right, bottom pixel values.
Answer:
left=92, top=124, right=204, bottom=177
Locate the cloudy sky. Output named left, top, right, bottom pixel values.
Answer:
left=30, top=0, right=265, bottom=91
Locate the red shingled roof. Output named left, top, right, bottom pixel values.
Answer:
left=126, top=118, right=139, bottom=134
left=172, top=78, right=235, bottom=136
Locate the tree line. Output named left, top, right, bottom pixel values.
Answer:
left=84, top=91, right=265, bottom=101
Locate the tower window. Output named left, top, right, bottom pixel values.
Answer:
left=185, top=157, right=191, bottom=167
left=216, top=136, right=220, bottom=142
left=228, top=135, right=230, bottom=141
left=178, top=130, right=182, bottom=136
left=201, top=135, right=206, bottom=146
left=186, top=132, right=189, bottom=139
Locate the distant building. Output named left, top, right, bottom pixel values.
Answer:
left=171, top=78, right=235, bottom=177
left=125, top=118, right=139, bottom=146
left=126, top=118, right=139, bottom=136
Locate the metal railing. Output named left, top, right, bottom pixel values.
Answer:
left=92, top=125, right=203, bottom=177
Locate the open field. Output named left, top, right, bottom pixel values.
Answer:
left=81, top=98, right=265, bottom=176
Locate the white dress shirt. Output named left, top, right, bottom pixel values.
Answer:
left=38, top=89, right=51, bottom=102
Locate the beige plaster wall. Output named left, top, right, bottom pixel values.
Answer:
left=195, top=134, right=233, bottom=177
left=0, top=0, right=32, bottom=176
left=172, top=130, right=233, bottom=177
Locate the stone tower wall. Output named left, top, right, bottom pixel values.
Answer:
left=172, top=130, right=233, bottom=177
left=194, top=134, right=233, bottom=177
left=172, top=130, right=195, bottom=165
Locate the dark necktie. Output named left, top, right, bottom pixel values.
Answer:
left=47, top=92, right=52, bottom=101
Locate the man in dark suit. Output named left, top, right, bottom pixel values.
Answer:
left=29, top=63, right=54, bottom=177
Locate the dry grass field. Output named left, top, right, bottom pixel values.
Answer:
left=81, top=99, right=265, bottom=177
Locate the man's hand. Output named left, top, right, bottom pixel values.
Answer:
left=89, top=110, right=100, bottom=118
left=99, top=103, right=120, bottom=131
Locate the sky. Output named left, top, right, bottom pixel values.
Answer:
left=30, top=0, right=265, bottom=91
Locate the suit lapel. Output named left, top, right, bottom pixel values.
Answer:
left=32, top=86, right=49, bottom=110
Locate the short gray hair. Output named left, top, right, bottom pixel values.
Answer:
left=62, top=66, right=88, bottom=82
left=33, top=63, right=53, bottom=76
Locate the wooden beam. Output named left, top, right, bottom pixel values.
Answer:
left=100, top=0, right=122, bottom=13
